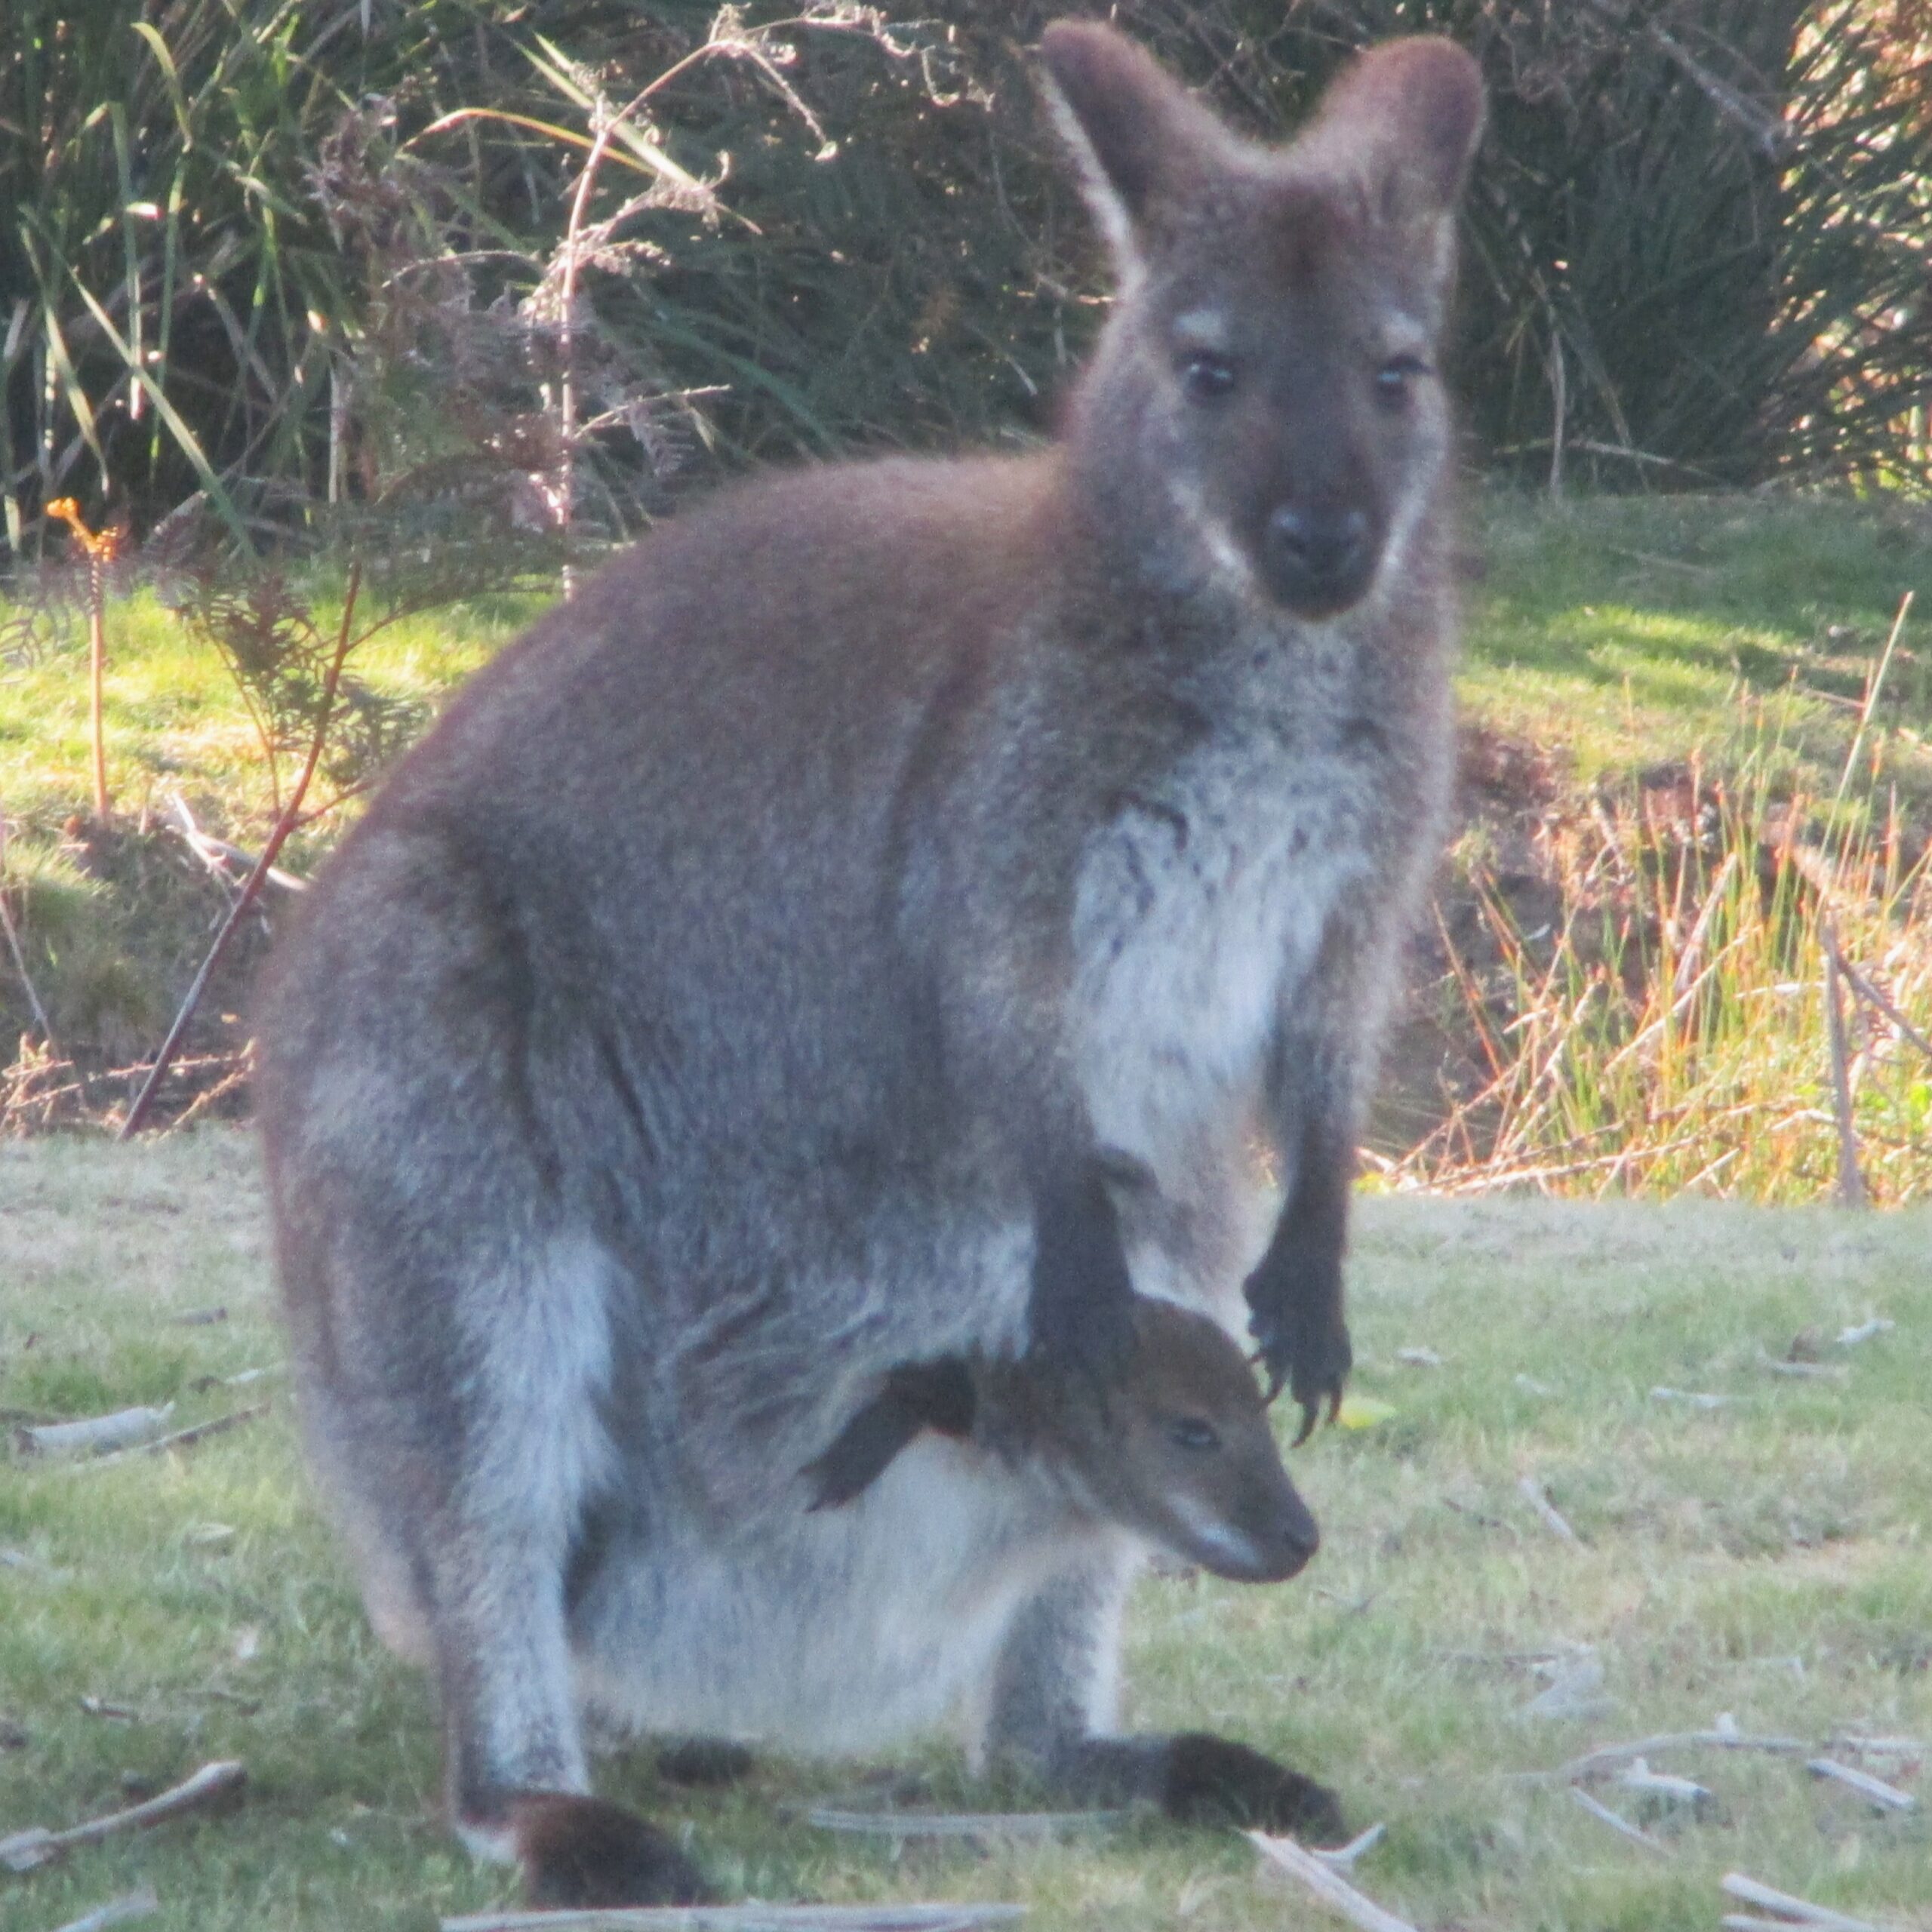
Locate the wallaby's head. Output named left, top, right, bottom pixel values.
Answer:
left=1047, top=1297, right=1319, bottom=1584
left=1041, top=23, right=1484, bottom=620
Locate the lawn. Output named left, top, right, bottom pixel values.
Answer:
left=4, top=1129, right=1929, bottom=1931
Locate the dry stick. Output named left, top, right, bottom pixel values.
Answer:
left=1560, top=1730, right=1806, bottom=1783
left=1821, top=928, right=1868, bottom=1208
left=1720, top=1873, right=1888, bottom=1932
left=1833, top=949, right=1932, bottom=1066
left=1569, top=1785, right=1667, bottom=1855
left=441, top=1908, right=1026, bottom=1932
left=88, top=551, right=109, bottom=820
left=0, top=1759, right=245, bottom=1873
left=51, top=1888, right=161, bottom=1932
left=15, top=1404, right=174, bottom=1458
left=120, top=562, right=362, bottom=1139
left=1248, top=1830, right=1420, bottom=1932
left=1518, top=1476, right=1581, bottom=1544
left=1806, top=1757, right=1918, bottom=1811
left=63, top=1402, right=270, bottom=1472
left=802, top=1807, right=1123, bottom=1839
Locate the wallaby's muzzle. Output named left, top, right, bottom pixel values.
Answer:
left=1263, top=502, right=1378, bottom=617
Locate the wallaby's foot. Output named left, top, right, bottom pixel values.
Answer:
left=1157, top=1734, right=1344, bottom=1841
left=506, top=1792, right=713, bottom=1908
left=1046, top=1733, right=1344, bottom=1844
left=657, top=1738, right=757, bottom=1787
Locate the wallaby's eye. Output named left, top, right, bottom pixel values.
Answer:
left=1374, top=354, right=1432, bottom=408
left=1167, top=1416, right=1221, bottom=1452
left=1179, top=353, right=1238, bottom=404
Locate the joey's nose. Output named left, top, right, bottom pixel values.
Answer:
left=1263, top=505, right=1374, bottom=616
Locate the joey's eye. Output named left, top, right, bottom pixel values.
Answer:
left=1374, top=354, right=1431, bottom=408
left=1180, top=353, right=1238, bottom=404
left=1167, top=1417, right=1221, bottom=1452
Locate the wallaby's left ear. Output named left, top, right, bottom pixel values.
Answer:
left=1300, top=37, right=1486, bottom=234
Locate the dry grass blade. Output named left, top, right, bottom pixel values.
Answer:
left=1247, top=1830, right=1420, bottom=1932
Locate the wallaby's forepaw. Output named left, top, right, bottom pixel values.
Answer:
left=1249, top=1298, right=1352, bottom=1445
left=508, top=1792, right=713, bottom=1909
left=1158, top=1733, right=1346, bottom=1842
left=1029, top=1168, right=1137, bottom=1383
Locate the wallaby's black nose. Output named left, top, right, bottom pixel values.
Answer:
left=1263, top=505, right=1374, bottom=615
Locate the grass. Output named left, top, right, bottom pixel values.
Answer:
left=4, top=1130, right=1931, bottom=1930
left=1463, top=489, right=1932, bottom=808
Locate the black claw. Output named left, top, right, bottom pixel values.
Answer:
left=1292, top=1398, right=1317, bottom=1448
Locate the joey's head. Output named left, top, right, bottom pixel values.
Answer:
left=1051, top=1298, right=1318, bottom=1584
left=1041, top=23, right=1484, bottom=620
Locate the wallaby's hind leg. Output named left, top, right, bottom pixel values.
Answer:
left=975, top=1548, right=1344, bottom=1842
left=417, top=1243, right=712, bottom=1909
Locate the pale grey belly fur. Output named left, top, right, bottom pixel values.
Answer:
left=569, top=1436, right=1130, bottom=1755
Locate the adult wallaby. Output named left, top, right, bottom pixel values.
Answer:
left=802, top=1295, right=1321, bottom=1593
left=257, top=18, right=1482, bottom=1909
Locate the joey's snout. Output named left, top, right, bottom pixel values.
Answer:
left=1212, top=1475, right=1320, bottom=1584
left=1262, top=503, right=1378, bottom=617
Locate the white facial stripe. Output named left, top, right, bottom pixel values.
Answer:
left=1171, top=308, right=1232, bottom=354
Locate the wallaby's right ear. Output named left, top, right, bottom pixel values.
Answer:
left=1038, top=22, right=1232, bottom=266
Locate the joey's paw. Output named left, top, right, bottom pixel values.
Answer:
left=1158, top=1734, right=1346, bottom=1842
left=509, top=1792, right=714, bottom=1908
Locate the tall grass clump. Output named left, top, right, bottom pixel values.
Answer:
left=1403, top=732, right=1932, bottom=1203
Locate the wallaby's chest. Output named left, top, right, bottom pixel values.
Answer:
left=1069, top=715, right=1379, bottom=1163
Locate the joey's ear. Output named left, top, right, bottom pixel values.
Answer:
left=1038, top=22, right=1233, bottom=265
left=1299, top=37, right=1485, bottom=243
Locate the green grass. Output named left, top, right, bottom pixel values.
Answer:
left=5, top=1131, right=1930, bottom=1930
left=1463, top=490, right=1932, bottom=808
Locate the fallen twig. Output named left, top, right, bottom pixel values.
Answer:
left=14, top=1405, right=174, bottom=1458
left=0, top=1758, right=245, bottom=1872
left=1721, top=1872, right=1887, bottom=1932
left=1249, top=1830, right=1420, bottom=1932
left=1570, top=1785, right=1667, bottom=1854
left=1614, top=1757, right=1715, bottom=1819
left=801, top=1807, right=1121, bottom=1840
left=1561, top=1729, right=1805, bottom=1783
left=1835, top=1318, right=1894, bottom=1348
left=1311, top=1822, right=1387, bottom=1872
left=1651, top=1386, right=1729, bottom=1410
left=171, top=1306, right=229, bottom=1327
left=50, top=1887, right=161, bottom=1932
left=1518, top=1477, right=1581, bottom=1545
left=64, top=1403, right=270, bottom=1471
left=441, top=1907, right=1026, bottom=1932
left=1806, top=1757, right=1917, bottom=1812
left=1758, top=1353, right=1848, bottom=1383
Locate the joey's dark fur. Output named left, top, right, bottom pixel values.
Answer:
left=257, top=20, right=1482, bottom=1907
left=804, top=1295, right=1322, bottom=1590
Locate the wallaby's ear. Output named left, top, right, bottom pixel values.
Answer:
left=1299, top=37, right=1485, bottom=240
left=1038, top=21, right=1233, bottom=266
